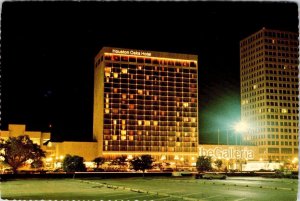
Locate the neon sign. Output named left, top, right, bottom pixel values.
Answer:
left=199, top=147, right=254, bottom=160
left=112, top=49, right=152, bottom=57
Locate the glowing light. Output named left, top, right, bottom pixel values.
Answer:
left=104, top=53, right=197, bottom=63
left=234, top=121, right=249, bottom=133
left=46, top=158, right=53, bottom=162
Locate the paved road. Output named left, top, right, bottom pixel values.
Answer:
left=1, top=176, right=298, bottom=201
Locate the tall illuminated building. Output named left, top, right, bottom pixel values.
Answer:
left=93, top=47, right=198, bottom=163
left=240, top=28, right=299, bottom=162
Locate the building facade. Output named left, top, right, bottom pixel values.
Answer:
left=240, top=28, right=299, bottom=163
left=94, top=47, right=198, bottom=164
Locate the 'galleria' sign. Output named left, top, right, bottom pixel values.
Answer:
left=199, top=147, right=254, bottom=160
left=112, top=49, right=152, bottom=57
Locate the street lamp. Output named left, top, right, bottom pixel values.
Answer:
left=234, top=121, right=249, bottom=145
left=174, top=155, right=179, bottom=171
left=233, top=121, right=249, bottom=171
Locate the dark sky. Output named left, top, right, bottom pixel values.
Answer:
left=1, top=1, right=299, bottom=143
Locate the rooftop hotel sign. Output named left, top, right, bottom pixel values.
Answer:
left=112, top=49, right=152, bottom=57
left=199, top=146, right=254, bottom=160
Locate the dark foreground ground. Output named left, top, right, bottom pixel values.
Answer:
left=0, top=176, right=298, bottom=201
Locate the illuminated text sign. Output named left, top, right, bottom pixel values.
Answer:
left=112, top=49, right=152, bottom=57
left=199, top=147, right=254, bottom=160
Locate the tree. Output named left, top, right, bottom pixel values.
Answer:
left=62, top=154, right=86, bottom=172
left=130, top=155, right=153, bottom=177
left=93, top=157, right=105, bottom=169
left=30, top=160, right=44, bottom=170
left=214, top=159, right=223, bottom=171
left=111, top=155, right=127, bottom=166
left=196, top=156, right=212, bottom=172
left=0, top=135, right=46, bottom=174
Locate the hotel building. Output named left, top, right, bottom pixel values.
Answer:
left=93, top=47, right=198, bottom=163
left=240, top=28, right=299, bottom=162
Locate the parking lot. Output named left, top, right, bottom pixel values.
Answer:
left=1, top=176, right=298, bottom=201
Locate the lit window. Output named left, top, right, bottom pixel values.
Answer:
left=106, top=98, right=109, bottom=103
left=122, top=120, right=126, bottom=125
left=121, top=136, right=126, bottom=140
left=105, top=104, right=109, bottom=108
left=105, top=109, right=110, bottom=114
left=122, top=125, right=126, bottom=130
left=122, top=94, right=127, bottom=99
left=253, top=85, right=257, bottom=89
left=138, top=90, right=143, bottom=95
left=184, top=117, right=189, bottom=122
left=138, top=131, right=142, bottom=135
left=113, top=108, right=118, bottom=114
left=129, top=104, right=134, bottom=109
left=177, top=112, right=180, bottom=117
left=145, top=121, right=150, bottom=126
left=146, top=75, right=149, bottom=80
left=138, top=66, right=142, bottom=70
left=105, top=72, right=110, bottom=77
left=121, top=68, right=128, bottom=74
left=176, top=142, right=181, bottom=146
left=191, top=118, right=196, bottom=122
left=105, top=140, right=108, bottom=145
left=114, top=88, right=118, bottom=93
left=130, top=94, right=134, bottom=99
left=112, top=135, right=117, bottom=140
left=129, top=136, right=134, bottom=141
left=183, top=103, right=189, bottom=107
left=121, top=130, right=126, bottom=135
left=154, top=121, right=158, bottom=126
left=282, top=109, right=287, bottom=113
left=138, top=120, right=142, bottom=126
left=113, top=120, right=117, bottom=125
left=105, top=67, right=111, bottom=73
left=106, top=77, right=109, bottom=82
left=113, top=73, right=118, bottom=78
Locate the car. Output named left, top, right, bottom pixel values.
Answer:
left=146, top=168, right=161, bottom=172
left=202, top=173, right=227, bottom=180
left=162, top=168, right=174, bottom=172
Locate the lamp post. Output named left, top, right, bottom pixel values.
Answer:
left=233, top=121, right=249, bottom=171
left=174, top=155, right=179, bottom=171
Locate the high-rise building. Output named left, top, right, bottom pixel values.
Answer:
left=93, top=47, right=198, bottom=163
left=240, top=28, right=299, bottom=162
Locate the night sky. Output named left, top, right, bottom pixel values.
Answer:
left=1, top=1, right=299, bottom=143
